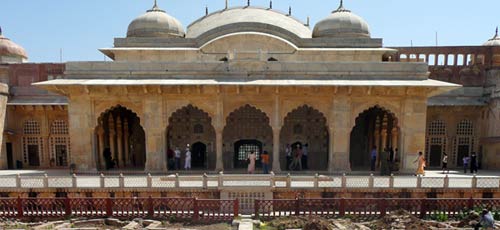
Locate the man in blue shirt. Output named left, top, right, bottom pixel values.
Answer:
left=370, top=146, right=377, bottom=171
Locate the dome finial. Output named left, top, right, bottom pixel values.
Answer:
left=205, top=6, right=209, bottom=16
left=334, top=0, right=350, bottom=13
left=0, top=26, right=2, bottom=36
left=148, top=0, right=165, bottom=12
left=247, top=0, right=250, bottom=6
left=288, top=6, right=292, bottom=16
left=269, top=0, right=272, bottom=9
left=496, top=26, right=499, bottom=37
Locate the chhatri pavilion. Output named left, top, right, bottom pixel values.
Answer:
left=0, top=1, right=499, bottom=173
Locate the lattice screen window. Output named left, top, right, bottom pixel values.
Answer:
left=49, top=120, right=70, bottom=167
left=457, top=120, right=474, bottom=136
left=51, top=120, right=69, bottom=135
left=238, top=144, right=260, bottom=161
left=23, top=120, right=41, bottom=135
left=428, top=120, right=446, bottom=136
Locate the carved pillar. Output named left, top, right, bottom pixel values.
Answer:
left=381, top=114, right=388, bottom=150
left=401, top=98, right=427, bottom=171
left=144, top=96, right=166, bottom=172
left=67, top=95, right=96, bottom=171
left=124, top=119, right=130, bottom=167
left=215, top=129, right=223, bottom=171
left=0, top=84, right=8, bottom=169
left=116, top=117, right=123, bottom=168
left=328, top=126, right=335, bottom=171
left=97, top=126, right=105, bottom=169
left=108, top=115, right=116, bottom=166
left=331, top=96, right=351, bottom=172
left=272, top=127, right=281, bottom=172
left=374, top=116, right=381, bottom=166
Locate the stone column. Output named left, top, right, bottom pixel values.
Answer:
left=144, top=96, right=166, bottom=172
left=391, top=127, right=399, bottom=150
left=108, top=115, right=116, bottom=167
left=381, top=114, right=388, bottom=150
left=0, top=84, right=8, bottom=169
left=331, top=97, right=351, bottom=172
left=272, top=127, right=281, bottom=172
left=97, top=126, right=105, bottom=169
left=374, top=116, right=381, bottom=166
left=124, top=119, right=130, bottom=167
left=67, top=95, right=96, bottom=171
left=401, top=97, right=427, bottom=171
left=215, top=129, right=223, bottom=171
left=116, top=117, right=123, bottom=167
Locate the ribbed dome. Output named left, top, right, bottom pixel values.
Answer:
left=187, top=7, right=312, bottom=39
left=313, top=1, right=370, bottom=38
left=127, top=1, right=185, bottom=38
left=0, top=27, right=28, bottom=59
left=483, top=27, right=500, bottom=46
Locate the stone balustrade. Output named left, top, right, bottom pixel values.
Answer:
left=1, top=173, right=499, bottom=189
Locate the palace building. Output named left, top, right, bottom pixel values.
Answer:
left=0, top=1, right=498, bottom=173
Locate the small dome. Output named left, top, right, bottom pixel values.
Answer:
left=0, top=27, right=28, bottom=59
left=127, top=1, right=185, bottom=38
left=313, top=0, right=370, bottom=38
left=483, top=27, right=500, bottom=46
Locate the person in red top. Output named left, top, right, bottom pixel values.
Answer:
left=261, top=151, right=270, bottom=174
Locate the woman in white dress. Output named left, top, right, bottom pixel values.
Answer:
left=247, top=151, right=256, bottom=174
left=184, top=147, right=191, bottom=170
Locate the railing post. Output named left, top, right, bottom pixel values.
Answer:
left=43, top=174, right=49, bottom=188
left=147, top=196, right=154, bottom=219
left=119, top=173, right=125, bottom=188
left=234, top=199, right=239, bottom=218
left=202, top=173, right=208, bottom=189
left=270, top=172, right=275, bottom=188
left=379, top=198, right=387, bottom=218
left=254, top=199, right=260, bottom=219
left=341, top=173, right=347, bottom=188
left=105, top=198, right=113, bottom=218
left=72, top=173, right=77, bottom=188
left=175, top=173, right=180, bottom=188
left=444, top=175, right=449, bottom=188
left=147, top=173, right=152, bottom=188
left=472, top=174, right=477, bottom=188
left=193, top=198, right=199, bottom=221
left=339, top=198, right=345, bottom=217
left=286, top=173, right=291, bottom=188
left=295, top=198, right=300, bottom=216
left=420, top=198, right=427, bottom=219
left=314, top=174, right=319, bottom=188
left=417, top=175, right=422, bottom=188
left=218, top=171, right=224, bottom=188
left=16, top=196, right=23, bottom=219
left=468, top=197, right=474, bottom=210
left=100, top=173, right=105, bottom=188
left=64, top=197, right=71, bottom=218
left=16, top=174, right=21, bottom=188
left=389, top=174, right=394, bottom=188
left=369, top=174, right=374, bottom=188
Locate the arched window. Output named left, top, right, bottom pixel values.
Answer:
left=457, top=120, right=474, bottom=136
left=22, top=120, right=43, bottom=166
left=428, top=120, right=446, bottom=136
left=51, top=120, right=69, bottom=135
left=23, top=120, right=41, bottom=135
left=49, top=120, right=70, bottom=167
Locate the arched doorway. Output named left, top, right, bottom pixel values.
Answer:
left=166, top=105, right=215, bottom=170
left=350, top=106, right=399, bottom=171
left=95, top=106, right=146, bottom=170
left=280, top=105, right=329, bottom=171
left=223, top=105, right=273, bottom=170
left=191, top=142, right=207, bottom=169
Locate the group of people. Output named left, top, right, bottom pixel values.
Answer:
left=246, top=151, right=269, bottom=174
left=166, top=146, right=191, bottom=170
left=414, top=151, right=480, bottom=176
left=285, top=143, right=309, bottom=171
left=370, top=146, right=398, bottom=176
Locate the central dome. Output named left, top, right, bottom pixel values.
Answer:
left=313, top=1, right=370, bottom=38
left=127, top=1, right=185, bottom=38
left=186, top=7, right=312, bottom=40
left=0, top=27, right=28, bottom=61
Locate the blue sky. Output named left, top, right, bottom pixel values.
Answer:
left=1, top=0, right=499, bottom=62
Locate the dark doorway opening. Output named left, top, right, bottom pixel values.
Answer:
left=234, top=140, right=262, bottom=169
left=6, top=143, right=13, bottom=169
left=55, top=145, right=68, bottom=167
left=457, top=145, right=469, bottom=166
left=429, top=145, right=442, bottom=167
left=191, top=142, right=207, bottom=169
left=28, top=145, right=40, bottom=166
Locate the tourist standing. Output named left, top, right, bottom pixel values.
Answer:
left=380, top=148, right=390, bottom=176
left=184, top=147, right=191, bottom=170
left=247, top=151, right=256, bottom=174
left=463, top=155, right=470, bottom=174
left=261, top=151, right=270, bottom=174
left=174, top=147, right=181, bottom=170
left=442, top=152, right=449, bottom=174
left=470, top=152, right=478, bottom=174
left=370, top=146, right=377, bottom=171
left=167, top=148, right=175, bottom=170
left=302, top=144, right=309, bottom=170
left=285, top=144, right=292, bottom=170
left=414, top=151, right=425, bottom=176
